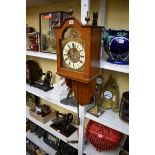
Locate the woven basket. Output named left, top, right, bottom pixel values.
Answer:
left=86, top=120, right=122, bottom=151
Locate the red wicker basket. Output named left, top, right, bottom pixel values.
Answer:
left=86, top=120, right=122, bottom=151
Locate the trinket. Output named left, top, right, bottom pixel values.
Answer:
left=34, top=71, right=53, bottom=92
left=102, top=29, right=129, bottom=64
left=50, top=111, right=77, bottom=137
left=102, top=75, right=119, bottom=112
left=88, top=75, right=105, bottom=117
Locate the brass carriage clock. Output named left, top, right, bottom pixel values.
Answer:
left=55, top=17, right=102, bottom=106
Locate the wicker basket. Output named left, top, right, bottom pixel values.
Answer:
left=86, top=120, right=122, bottom=151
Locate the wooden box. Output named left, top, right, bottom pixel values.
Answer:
left=29, top=108, right=54, bottom=124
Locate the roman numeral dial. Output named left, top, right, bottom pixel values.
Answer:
left=63, top=41, right=85, bottom=69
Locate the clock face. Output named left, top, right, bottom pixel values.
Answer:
left=104, top=91, right=112, bottom=99
left=63, top=41, right=85, bottom=69
left=96, top=76, right=104, bottom=85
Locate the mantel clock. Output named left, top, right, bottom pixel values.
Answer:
left=55, top=17, right=102, bottom=106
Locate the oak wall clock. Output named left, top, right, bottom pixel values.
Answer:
left=55, top=17, right=102, bottom=106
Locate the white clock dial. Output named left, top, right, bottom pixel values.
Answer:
left=104, top=91, right=112, bottom=99
left=63, top=41, right=85, bottom=69
left=96, top=78, right=102, bottom=85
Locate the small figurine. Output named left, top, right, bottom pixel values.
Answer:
left=34, top=70, right=53, bottom=92
left=60, top=88, right=78, bottom=107
left=43, top=71, right=52, bottom=87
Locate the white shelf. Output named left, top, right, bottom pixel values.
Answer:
left=26, top=51, right=128, bottom=73
left=26, top=130, right=57, bottom=155
left=26, top=84, right=78, bottom=113
left=26, top=106, right=78, bottom=150
left=26, top=51, right=57, bottom=60
left=84, top=142, right=120, bottom=155
left=85, top=109, right=129, bottom=135
left=100, top=53, right=129, bottom=74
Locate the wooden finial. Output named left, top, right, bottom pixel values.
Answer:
left=69, top=6, right=73, bottom=17
left=85, top=11, right=90, bottom=25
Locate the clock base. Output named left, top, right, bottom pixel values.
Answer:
left=61, top=96, right=78, bottom=107
left=65, top=78, right=96, bottom=106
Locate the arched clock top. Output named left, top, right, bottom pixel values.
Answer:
left=62, top=27, right=82, bottom=40
left=55, top=17, right=84, bottom=29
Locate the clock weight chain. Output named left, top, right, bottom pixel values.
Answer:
left=77, top=102, right=80, bottom=125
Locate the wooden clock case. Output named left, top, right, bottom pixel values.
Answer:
left=55, top=17, right=102, bottom=106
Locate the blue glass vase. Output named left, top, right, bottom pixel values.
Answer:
left=102, top=29, right=129, bottom=65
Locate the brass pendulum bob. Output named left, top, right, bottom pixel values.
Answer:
left=85, top=11, right=90, bottom=25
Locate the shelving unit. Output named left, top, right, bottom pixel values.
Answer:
left=26, top=0, right=129, bottom=155
left=26, top=83, right=128, bottom=135
left=84, top=142, right=120, bottom=155
left=26, top=131, right=57, bottom=155
left=27, top=84, right=128, bottom=135
left=26, top=50, right=129, bottom=73
left=26, top=51, right=57, bottom=60
left=100, top=53, right=129, bottom=74
left=26, top=106, right=79, bottom=150
left=26, top=84, right=78, bottom=113
left=85, top=110, right=129, bottom=135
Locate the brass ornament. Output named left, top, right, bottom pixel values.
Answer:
left=85, top=11, right=90, bottom=25
left=101, top=75, right=119, bottom=112
left=88, top=75, right=105, bottom=117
